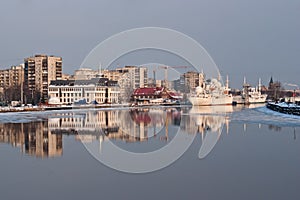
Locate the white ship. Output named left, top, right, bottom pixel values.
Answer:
left=188, top=72, right=233, bottom=106
left=232, top=78, right=267, bottom=104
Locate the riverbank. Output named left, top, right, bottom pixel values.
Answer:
left=0, top=102, right=191, bottom=113
left=0, top=103, right=131, bottom=113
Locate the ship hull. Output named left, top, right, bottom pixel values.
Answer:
left=233, top=94, right=267, bottom=104
left=189, top=95, right=233, bottom=106
left=248, top=95, right=267, bottom=104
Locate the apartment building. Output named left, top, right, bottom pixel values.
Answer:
left=24, top=54, right=62, bottom=103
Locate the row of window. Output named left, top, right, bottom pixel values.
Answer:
left=57, top=97, right=118, bottom=103
left=49, top=88, right=110, bottom=92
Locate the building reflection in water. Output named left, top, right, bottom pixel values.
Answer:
left=0, top=122, right=62, bottom=158
left=0, top=106, right=239, bottom=158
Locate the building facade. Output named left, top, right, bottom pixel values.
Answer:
left=74, top=68, right=99, bottom=80
left=48, top=78, right=120, bottom=105
left=0, top=64, right=24, bottom=102
left=24, top=54, right=62, bottom=104
left=183, top=71, right=199, bottom=91
left=121, top=66, right=148, bottom=89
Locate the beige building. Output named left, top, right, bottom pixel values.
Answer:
left=62, top=73, right=74, bottom=80
left=0, top=69, right=10, bottom=93
left=184, top=71, right=199, bottom=91
left=0, top=64, right=24, bottom=102
left=24, top=54, right=62, bottom=103
left=74, top=68, right=99, bottom=80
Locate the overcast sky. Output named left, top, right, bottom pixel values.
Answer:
left=0, top=0, right=299, bottom=88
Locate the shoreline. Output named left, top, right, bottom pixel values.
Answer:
left=0, top=103, right=192, bottom=114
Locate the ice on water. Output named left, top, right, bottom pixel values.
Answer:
left=231, top=106, right=300, bottom=127
left=1, top=106, right=300, bottom=127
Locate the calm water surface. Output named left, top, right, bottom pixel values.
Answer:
left=0, top=105, right=299, bottom=200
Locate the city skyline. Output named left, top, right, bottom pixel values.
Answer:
left=0, top=0, right=299, bottom=88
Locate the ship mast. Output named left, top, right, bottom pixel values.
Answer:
left=258, top=78, right=262, bottom=92
left=226, top=75, right=229, bottom=89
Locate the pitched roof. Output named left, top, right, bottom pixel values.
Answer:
left=133, top=87, right=164, bottom=96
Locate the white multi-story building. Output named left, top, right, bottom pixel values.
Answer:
left=48, top=78, right=120, bottom=105
left=119, top=66, right=148, bottom=89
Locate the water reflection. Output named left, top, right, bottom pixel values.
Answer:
left=0, top=105, right=298, bottom=158
left=0, top=122, right=62, bottom=158
left=0, top=108, right=183, bottom=157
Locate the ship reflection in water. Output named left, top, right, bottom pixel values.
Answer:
left=0, top=105, right=292, bottom=158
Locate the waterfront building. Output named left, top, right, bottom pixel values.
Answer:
left=48, top=78, right=120, bottom=105
left=24, top=54, right=62, bottom=104
left=131, top=87, right=182, bottom=104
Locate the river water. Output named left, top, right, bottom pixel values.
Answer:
left=0, top=105, right=299, bottom=200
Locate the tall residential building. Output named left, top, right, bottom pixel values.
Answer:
left=183, top=71, right=199, bottom=91
left=9, top=65, right=24, bottom=87
left=121, top=66, right=148, bottom=89
left=24, top=54, right=62, bottom=103
left=0, top=64, right=24, bottom=102
left=0, top=69, right=10, bottom=93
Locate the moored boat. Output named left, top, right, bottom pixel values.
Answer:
left=232, top=78, right=267, bottom=104
left=188, top=72, right=233, bottom=106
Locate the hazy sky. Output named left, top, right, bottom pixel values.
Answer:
left=0, top=0, right=299, bottom=88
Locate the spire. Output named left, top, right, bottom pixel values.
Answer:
left=269, top=76, right=273, bottom=84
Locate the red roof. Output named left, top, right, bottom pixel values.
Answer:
left=168, top=91, right=183, bottom=99
left=133, top=87, right=164, bottom=96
